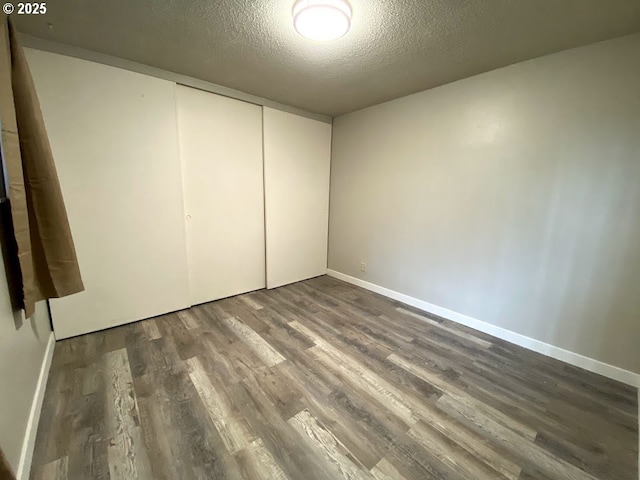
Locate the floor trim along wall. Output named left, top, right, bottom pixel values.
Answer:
left=16, top=332, right=56, bottom=480
left=327, top=270, right=640, bottom=388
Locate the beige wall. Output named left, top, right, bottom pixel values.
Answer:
left=329, top=34, right=640, bottom=374
left=0, top=246, right=51, bottom=471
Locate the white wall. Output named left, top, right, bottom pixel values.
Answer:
left=0, top=250, right=51, bottom=472
left=329, top=34, right=640, bottom=374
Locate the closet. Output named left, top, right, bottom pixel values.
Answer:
left=263, top=107, right=331, bottom=288
left=25, top=49, right=331, bottom=339
left=176, top=86, right=265, bottom=306
left=26, top=49, right=191, bottom=339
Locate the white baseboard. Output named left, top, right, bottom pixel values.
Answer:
left=16, top=332, right=55, bottom=480
left=327, top=270, right=640, bottom=388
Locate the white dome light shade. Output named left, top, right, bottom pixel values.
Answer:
left=293, top=0, right=352, bottom=41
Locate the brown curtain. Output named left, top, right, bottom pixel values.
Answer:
left=0, top=447, right=15, bottom=480
left=0, top=16, right=84, bottom=317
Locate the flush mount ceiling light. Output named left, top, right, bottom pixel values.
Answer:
left=293, top=0, right=352, bottom=41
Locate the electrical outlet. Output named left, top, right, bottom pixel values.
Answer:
left=360, top=262, right=367, bottom=272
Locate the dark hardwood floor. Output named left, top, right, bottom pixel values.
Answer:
left=30, top=276, right=638, bottom=480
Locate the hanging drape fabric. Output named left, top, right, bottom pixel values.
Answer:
left=0, top=446, right=15, bottom=480
left=0, top=16, right=83, bottom=317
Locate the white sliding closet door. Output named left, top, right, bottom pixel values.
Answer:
left=26, top=49, right=190, bottom=339
left=176, top=86, right=265, bottom=305
left=263, top=108, right=332, bottom=288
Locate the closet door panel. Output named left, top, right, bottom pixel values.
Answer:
left=263, top=108, right=331, bottom=288
left=25, top=49, right=190, bottom=339
left=176, top=86, right=265, bottom=305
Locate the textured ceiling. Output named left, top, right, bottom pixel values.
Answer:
left=13, top=0, right=640, bottom=116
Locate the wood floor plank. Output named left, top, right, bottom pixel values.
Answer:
left=285, top=365, right=396, bottom=469
left=233, top=438, right=288, bottom=480
left=107, top=429, right=150, bottom=480
left=31, top=367, right=74, bottom=466
left=218, top=297, right=271, bottom=333
left=33, top=456, right=68, bottom=480
left=234, top=372, right=336, bottom=480
left=388, top=352, right=538, bottom=441
left=186, top=359, right=294, bottom=479
left=187, top=357, right=256, bottom=454
left=159, top=368, right=243, bottom=480
left=133, top=374, right=184, bottom=480
left=66, top=360, right=109, bottom=480
left=305, top=329, right=443, bottom=404
left=437, top=394, right=600, bottom=480
left=103, top=348, right=152, bottom=479
left=31, top=276, right=638, bottom=480
left=199, top=335, right=265, bottom=383
left=247, top=365, right=306, bottom=420
left=296, top=337, right=417, bottom=428
left=400, top=382, right=522, bottom=478
left=395, top=307, right=492, bottom=348
left=290, top=322, right=449, bottom=429
left=222, top=316, right=286, bottom=367
left=239, top=294, right=264, bottom=311
left=376, top=431, right=458, bottom=480
left=289, top=409, right=374, bottom=480
left=156, top=314, right=201, bottom=361
left=177, top=310, right=200, bottom=330
left=370, top=458, right=408, bottom=480
left=282, top=342, right=412, bottom=452
left=140, top=318, right=162, bottom=340
left=295, top=329, right=496, bottom=477
left=407, top=420, right=512, bottom=480
left=300, top=323, right=522, bottom=478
